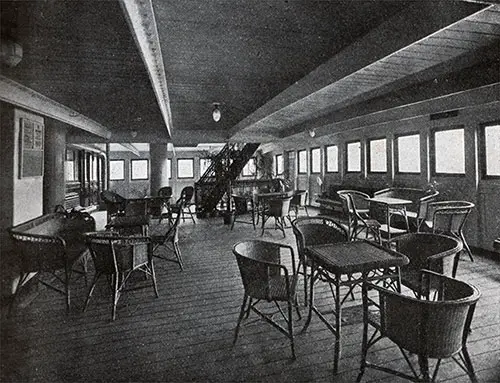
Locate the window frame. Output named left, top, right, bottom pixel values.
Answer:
left=109, top=159, right=125, bottom=181
left=480, top=121, right=500, bottom=179
left=310, top=147, right=321, bottom=174
left=242, top=157, right=256, bottom=177
left=177, top=158, right=194, bottom=179
left=345, top=140, right=362, bottom=173
left=430, top=125, right=466, bottom=177
left=394, top=132, right=421, bottom=175
left=130, top=159, right=149, bottom=181
left=367, top=136, right=388, bottom=174
left=297, top=149, right=307, bottom=174
left=275, top=153, right=284, bottom=176
left=325, top=145, right=339, bottom=173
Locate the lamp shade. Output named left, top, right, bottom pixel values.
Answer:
left=212, top=104, right=221, bottom=122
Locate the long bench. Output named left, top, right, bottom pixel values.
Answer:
left=8, top=210, right=96, bottom=313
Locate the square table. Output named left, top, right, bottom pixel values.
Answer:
left=302, top=240, right=409, bottom=374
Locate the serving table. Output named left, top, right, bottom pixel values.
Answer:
left=302, top=240, right=408, bottom=373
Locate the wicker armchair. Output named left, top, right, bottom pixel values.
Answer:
left=423, top=201, right=475, bottom=271
left=337, top=190, right=380, bottom=242
left=358, top=270, right=480, bottom=382
left=233, top=240, right=301, bottom=358
left=170, top=186, right=196, bottom=224
left=151, top=205, right=184, bottom=270
left=291, top=216, right=349, bottom=305
left=388, top=233, right=463, bottom=294
left=101, top=190, right=127, bottom=222
left=261, top=195, right=293, bottom=237
left=83, top=232, right=159, bottom=320
left=289, top=190, right=309, bottom=218
left=230, top=194, right=256, bottom=230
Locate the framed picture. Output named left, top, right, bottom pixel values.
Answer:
left=131, top=159, right=149, bottom=180
left=19, top=118, right=44, bottom=178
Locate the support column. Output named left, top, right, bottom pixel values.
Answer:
left=43, top=120, right=67, bottom=213
left=150, top=143, right=170, bottom=195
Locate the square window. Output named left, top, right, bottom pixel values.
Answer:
left=298, top=150, right=307, bottom=174
left=369, top=138, right=387, bottom=173
left=110, top=160, right=125, bottom=181
left=325, top=145, right=338, bottom=173
left=346, top=141, right=361, bottom=172
left=275, top=154, right=284, bottom=175
left=242, top=157, right=256, bottom=177
left=396, top=134, right=421, bottom=174
left=177, top=158, right=194, bottom=179
left=311, top=148, right=321, bottom=174
left=483, top=123, right=500, bottom=177
left=131, top=159, right=149, bottom=180
left=433, top=128, right=465, bottom=175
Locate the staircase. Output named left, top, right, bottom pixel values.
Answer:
left=195, top=143, right=260, bottom=216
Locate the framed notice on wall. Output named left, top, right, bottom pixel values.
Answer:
left=19, top=118, right=44, bottom=178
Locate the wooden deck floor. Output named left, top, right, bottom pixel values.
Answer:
left=1, top=211, right=499, bottom=382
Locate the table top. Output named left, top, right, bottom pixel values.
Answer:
left=369, top=196, right=413, bottom=205
left=306, top=240, right=408, bottom=275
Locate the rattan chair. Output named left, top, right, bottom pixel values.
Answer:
left=388, top=233, right=463, bottom=294
left=171, top=186, right=196, bottom=224
left=357, top=270, right=480, bottom=382
left=261, top=195, right=293, bottom=237
left=101, top=190, right=127, bottom=222
left=338, top=191, right=381, bottom=243
left=83, top=232, right=159, bottom=320
left=230, top=194, right=256, bottom=230
left=291, top=216, right=349, bottom=306
left=151, top=205, right=184, bottom=270
left=289, top=190, right=309, bottom=219
left=423, top=201, right=475, bottom=271
left=233, top=240, right=301, bottom=359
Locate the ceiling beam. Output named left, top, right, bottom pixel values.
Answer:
left=229, top=0, right=488, bottom=138
left=120, top=0, right=173, bottom=139
left=0, top=75, right=111, bottom=139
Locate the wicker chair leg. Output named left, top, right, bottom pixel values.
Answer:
left=233, top=294, right=248, bottom=345
left=460, top=232, right=474, bottom=262
left=150, top=260, right=159, bottom=298
left=287, top=299, right=296, bottom=359
left=112, top=273, right=119, bottom=321
left=174, top=243, right=184, bottom=271
left=83, top=272, right=101, bottom=312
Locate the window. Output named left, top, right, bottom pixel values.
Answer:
left=177, top=158, right=194, bottom=179
left=65, top=150, right=77, bottom=181
left=325, top=145, right=338, bottom=173
left=311, top=147, right=321, bottom=174
left=298, top=150, right=307, bottom=174
left=482, top=123, right=500, bottom=177
left=368, top=138, right=387, bottom=173
left=90, top=155, right=98, bottom=181
left=346, top=141, right=361, bottom=172
left=166, top=158, right=172, bottom=179
left=242, top=157, right=256, bottom=177
left=275, top=154, right=284, bottom=175
left=131, top=159, right=149, bottom=180
left=200, top=158, right=211, bottom=176
left=110, top=160, right=125, bottom=181
left=432, top=127, right=465, bottom=175
left=396, top=134, right=420, bottom=173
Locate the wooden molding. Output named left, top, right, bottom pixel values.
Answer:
left=0, top=75, right=111, bottom=139
left=120, top=0, right=173, bottom=138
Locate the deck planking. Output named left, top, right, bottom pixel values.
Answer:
left=1, top=210, right=499, bottom=382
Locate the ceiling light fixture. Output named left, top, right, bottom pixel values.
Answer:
left=130, top=130, right=138, bottom=138
left=212, top=103, right=221, bottom=122
left=308, top=129, right=316, bottom=138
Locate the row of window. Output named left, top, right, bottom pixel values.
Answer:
left=109, top=157, right=259, bottom=181
left=275, top=124, right=499, bottom=178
